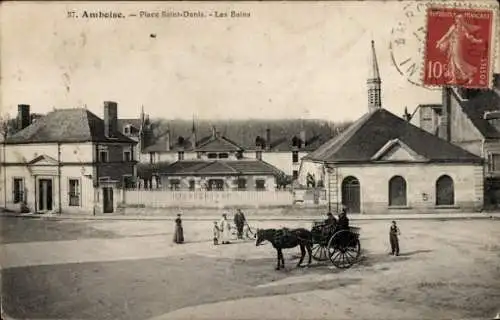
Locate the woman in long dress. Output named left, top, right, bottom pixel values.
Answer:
left=435, top=14, right=484, bottom=84
left=219, top=213, right=231, bottom=244
left=173, top=213, right=184, bottom=244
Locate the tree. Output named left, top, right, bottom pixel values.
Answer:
left=0, top=113, right=13, bottom=141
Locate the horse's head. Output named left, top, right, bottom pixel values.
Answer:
left=255, top=228, right=265, bottom=246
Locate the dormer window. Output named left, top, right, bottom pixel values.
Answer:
left=177, top=136, right=185, bottom=145
left=292, top=136, right=300, bottom=147
left=123, top=125, right=130, bottom=135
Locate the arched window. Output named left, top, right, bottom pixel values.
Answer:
left=388, top=176, right=407, bottom=206
left=436, top=175, right=454, bottom=206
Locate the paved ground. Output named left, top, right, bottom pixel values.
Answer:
left=1, top=217, right=499, bottom=320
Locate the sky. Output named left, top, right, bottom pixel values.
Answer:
left=1, top=1, right=499, bottom=122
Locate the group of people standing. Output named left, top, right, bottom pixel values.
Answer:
left=175, top=206, right=402, bottom=255
left=173, top=209, right=250, bottom=245
left=213, top=209, right=249, bottom=245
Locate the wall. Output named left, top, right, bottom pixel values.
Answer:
left=1, top=163, right=95, bottom=214
left=325, top=162, right=483, bottom=214
left=298, top=160, right=326, bottom=186
left=448, top=90, right=483, bottom=144
left=159, top=175, right=276, bottom=191
left=4, top=143, right=94, bottom=163
left=121, top=190, right=293, bottom=208
left=261, top=151, right=308, bottom=176
left=139, top=151, right=197, bottom=163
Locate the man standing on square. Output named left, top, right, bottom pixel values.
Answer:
left=233, top=209, right=246, bottom=240
left=389, top=220, right=401, bottom=256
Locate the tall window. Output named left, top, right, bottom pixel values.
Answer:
left=123, top=150, right=132, bottom=162
left=13, top=178, right=24, bottom=203
left=189, top=180, right=195, bottom=191
left=292, top=151, right=299, bottom=163
left=388, top=176, right=407, bottom=206
left=149, top=152, right=155, bottom=164
left=68, top=179, right=80, bottom=206
left=178, top=151, right=184, bottom=160
left=488, top=153, right=500, bottom=172
left=237, top=178, right=247, bottom=190
left=292, top=170, right=298, bottom=180
left=99, top=150, right=108, bottom=162
left=169, top=179, right=181, bottom=190
left=256, top=179, right=266, bottom=190
left=436, top=175, right=454, bottom=206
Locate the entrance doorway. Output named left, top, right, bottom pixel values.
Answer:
left=341, top=176, right=360, bottom=213
left=38, top=178, right=53, bottom=211
left=102, top=187, right=114, bottom=213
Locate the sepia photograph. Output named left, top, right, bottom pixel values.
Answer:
left=1, top=1, right=500, bottom=319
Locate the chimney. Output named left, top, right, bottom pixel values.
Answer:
left=17, top=104, right=31, bottom=130
left=265, top=128, right=271, bottom=150
left=165, top=127, right=171, bottom=151
left=438, top=87, right=451, bottom=141
left=103, top=101, right=118, bottom=138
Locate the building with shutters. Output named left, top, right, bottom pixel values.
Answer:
left=0, top=102, right=137, bottom=215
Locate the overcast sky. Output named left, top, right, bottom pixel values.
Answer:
left=1, top=1, right=499, bottom=122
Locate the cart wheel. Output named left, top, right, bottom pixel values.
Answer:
left=311, top=243, right=329, bottom=261
left=327, top=230, right=361, bottom=269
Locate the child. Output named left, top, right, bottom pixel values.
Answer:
left=213, top=221, right=220, bottom=245
left=389, top=220, right=401, bottom=256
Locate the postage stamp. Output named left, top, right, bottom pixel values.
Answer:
left=423, top=5, right=496, bottom=88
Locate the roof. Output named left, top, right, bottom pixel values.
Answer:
left=451, top=86, right=500, bottom=139
left=369, top=40, right=381, bottom=80
left=156, top=160, right=284, bottom=176
left=195, top=135, right=243, bottom=152
left=118, top=119, right=142, bottom=135
left=5, top=108, right=136, bottom=144
left=304, top=108, right=482, bottom=164
left=142, top=119, right=342, bottom=153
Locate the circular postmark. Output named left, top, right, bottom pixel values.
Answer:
left=390, top=1, right=439, bottom=90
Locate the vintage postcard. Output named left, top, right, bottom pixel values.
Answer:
left=1, top=1, right=500, bottom=319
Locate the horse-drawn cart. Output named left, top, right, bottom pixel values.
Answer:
left=310, top=220, right=362, bottom=269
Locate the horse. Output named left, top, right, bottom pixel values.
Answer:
left=255, top=228, right=313, bottom=270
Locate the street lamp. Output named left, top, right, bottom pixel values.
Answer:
left=326, top=165, right=333, bottom=213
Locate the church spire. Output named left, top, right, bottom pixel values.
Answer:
left=367, top=40, right=382, bottom=112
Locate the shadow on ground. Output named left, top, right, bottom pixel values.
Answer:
left=1, top=253, right=363, bottom=320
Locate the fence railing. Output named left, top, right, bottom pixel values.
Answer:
left=121, top=190, right=295, bottom=208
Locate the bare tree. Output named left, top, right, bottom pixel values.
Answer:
left=0, top=113, right=11, bottom=141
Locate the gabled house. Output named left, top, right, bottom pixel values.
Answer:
left=299, top=41, right=483, bottom=214
left=140, top=119, right=332, bottom=181
left=416, top=74, right=500, bottom=208
left=0, top=102, right=137, bottom=214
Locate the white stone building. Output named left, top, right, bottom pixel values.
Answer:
left=299, top=41, right=484, bottom=214
left=0, top=102, right=137, bottom=214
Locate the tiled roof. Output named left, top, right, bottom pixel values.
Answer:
left=304, top=108, right=482, bottom=163
left=143, top=119, right=342, bottom=152
left=5, top=108, right=136, bottom=144
left=451, top=86, right=500, bottom=139
left=195, top=135, right=243, bottom=152
left=158, top=160, right=283, bottom=176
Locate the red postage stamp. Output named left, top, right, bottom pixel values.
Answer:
left=423, top=6, right=495, bottom=88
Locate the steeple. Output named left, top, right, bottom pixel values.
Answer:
left=191, top=115, right=197, bottom=149
left=367, top=40, right=382, bottom=112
